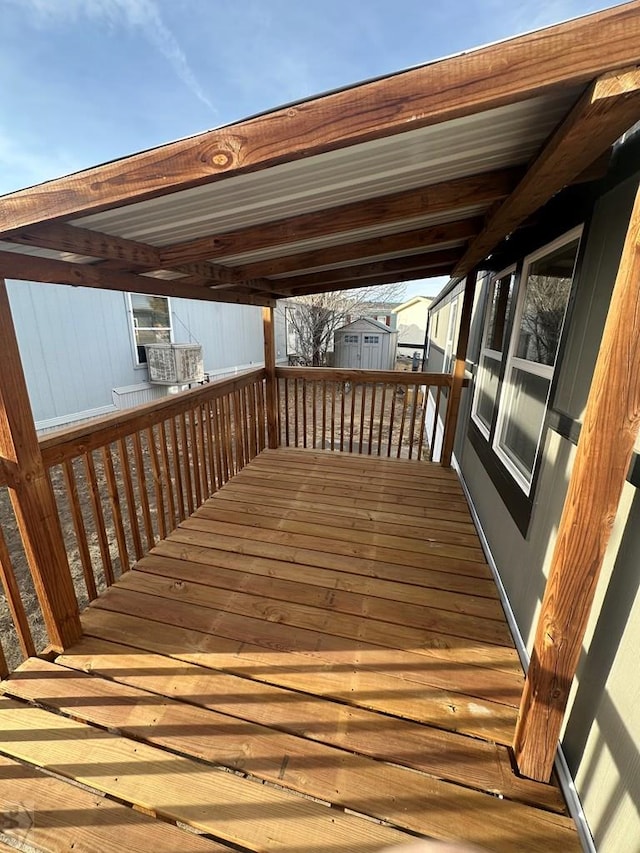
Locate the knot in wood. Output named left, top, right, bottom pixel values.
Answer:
left=209, top=150, right=233, bottom=169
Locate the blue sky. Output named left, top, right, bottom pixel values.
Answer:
left=0, top=0, right=620, bottom=298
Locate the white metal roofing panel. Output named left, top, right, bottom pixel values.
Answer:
left=75, top=88, right=582, bottom=247
left=216, top=205, right=488, bottom=267
left=0, top=241, right=97, bottom=265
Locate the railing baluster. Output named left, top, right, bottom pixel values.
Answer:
left=397, top=383, right=410, bottom=459
left=179, top=412, right=195, bottom=514
left=349, top=382, right=356, bottom=454
left=312, top=380, right=317, bottom=449
left=417, top=386, right=428, bottom=461
left=133, top=432, right=155, bottom=549
left=62, top=458, right=98, bottom=599
left=0, top=638, right=8, bottom=678
left=0, top=522, right=36, bottom=659
left=368, top=383, right=376, bottom=455
left=146, top=427, right=167, bottom=541
left=203, top=403, right=217, bottom=494
left=84, top=451, right=115, bottom=587
left=377, top=384, right=387, bottom=457
left=198, top=404, right=210, bottom=499
left=102, top=444, right=130, bottom=574
left=284, top=378, right=290, bottom=447
left=188, top=410, right=203, bottom=508
left=430, top=386, right=442, bottom=462
left=117, top=438, right=143, bottom=561
left=359, top=384, right=366, bottom=455
left=224, top=393, right=235, bottom=475
left=294, top=378, right=300, bottom=448
left=212, top=399, right=226, bottom=487
left=169, top=417, right=186, bottom=522
left=232, top=389, right=245, bottom=471
left=387, top=385, right=397, bottom=458
left=330, top=381, right=336, bottom=451
left=321, top=381, right=327, bottom=450
left=257, top=379, right=266, bottom=452
left=407, top=386, right=420, bottom=460
left=340, top=381, right=346, bottom=452
left=159, top=421, right=178, bottom=528
left=302, top=378, right=308, bottom=449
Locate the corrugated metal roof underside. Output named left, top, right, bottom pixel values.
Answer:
left=74, top=88, right=582, bottom=250
left=216, top=206, right=487, bottom=268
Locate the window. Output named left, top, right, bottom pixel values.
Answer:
left=344, top=334, right=359, bottom=343
left=443, top=295, right=460, bottom=373
left=363, top=335, right=380, bottom=344
left=471, top=228, right=581, bottom=498
left=128, top=294, right=173, bottom=365
left=471, top=267, right=515, bottom=438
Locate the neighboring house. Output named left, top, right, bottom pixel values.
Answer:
left=333, top=317, right=397, bottom=370
left=7, top=280, right=265, bottom=432
left=425, top=132, right=640, bottom=850
left=350, top=301, right=400, bottom=327
left=392, top=295, right=432, bottom=356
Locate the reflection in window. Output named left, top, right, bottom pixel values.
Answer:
left=130, top=294, right=172, bottom=364
left=494, top=232, right=580, bottom=492
left=472, top=269, right=514, bottom=437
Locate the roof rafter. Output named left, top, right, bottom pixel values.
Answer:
left=0, top=250, right=274, bottom=307
left=160, top=169, right=518, bottom=267
left=2, top=1, right=640, bottom=234
left=279, top=265, right=454, bottom=298
left=228, top=217, right=481, bottom=280
left=455, top=65, right=640, bottom=276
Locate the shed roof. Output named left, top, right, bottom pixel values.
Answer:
left=1, top=2, right=640, bottom=306
left=336, top=317, right=394, bottom=334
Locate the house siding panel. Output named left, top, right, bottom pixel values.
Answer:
left=446, top=171, right=640, bottom=852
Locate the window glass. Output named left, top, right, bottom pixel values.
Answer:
left=475, top=355, right=501, bottom=432
left=494, top=232, right=580, bottom=492
left=344, top=334, right=359, bottom=343
left=514, top=239, right=578, bottom=366
left=130, top=294, right=172, bottom=364
left=498, top=369, right=551, bottom=481
left=364, top=335, right=379, bottom=344
left=486, top=273, right=514, bottom=353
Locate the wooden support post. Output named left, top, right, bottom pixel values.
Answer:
left=441, top=270, right=477, bottom=467
left=0, top=280, right=81, bottom=650
left=514, top=181, right=640, bottom=782
left=262, top=306, right=279, bottom=449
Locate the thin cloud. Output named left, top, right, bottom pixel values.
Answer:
left=6, top=0, right=215, bottom=114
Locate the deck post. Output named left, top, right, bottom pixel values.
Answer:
left=0, top=279, right=81, bottom=650
left=513, top=181, right=640, bottom=782
left=441, top=270, right=477, bottom=467
left=262, top=306, right=279, bottom=448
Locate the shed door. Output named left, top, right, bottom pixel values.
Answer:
left=361, top=334, right=381, bottom=369
left=342, top=333, right=361, bottom=368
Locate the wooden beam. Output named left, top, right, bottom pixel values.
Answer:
left=441, top=271, right=477, bottom=467
left=159, top=169, right=517, bottom=267
left=6, top=222, right=273, bottom=290
left=513, top=180, right=640, bottom=782
left=455, top=66, right=640, bottom=276
left=278, top=265, right=454, bottom=298
left=0, top=280, right=82, bottom=649
left=262, top=307, right=279, bottom=449
left=228, top=218, right=481, bottom=279
left=3, top=2, right=640, bottom=233
left=274, top=248, right=460, bottom=292
left=0, top=250, right=274, bottom=306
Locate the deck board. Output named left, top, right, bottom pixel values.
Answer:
left=0, top=448, right=579, bottom=852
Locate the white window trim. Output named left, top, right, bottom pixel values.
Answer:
left=127, top=293, right=174, bottom=368
left=443, top=294, right=460, bottom=374
left=492, top=225, right=583, bottom=494
left=471, top=265, right=516, bottom=439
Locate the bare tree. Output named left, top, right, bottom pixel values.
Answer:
left=285, top=283, right=406, bottom=366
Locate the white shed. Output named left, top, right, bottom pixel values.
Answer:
left=333, top=318, right=397, bottom=370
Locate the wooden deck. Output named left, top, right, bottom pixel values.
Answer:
left=0, top=448, right=579, bottom=852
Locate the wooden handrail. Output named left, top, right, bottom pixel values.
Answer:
left=276, top=367, right=453, bottom=386
left=39, top=368, right=265, bottom=467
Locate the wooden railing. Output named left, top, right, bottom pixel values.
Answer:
left=0, top=368, right=266, bottom=672
left=276, top=368, right=451, bottom=461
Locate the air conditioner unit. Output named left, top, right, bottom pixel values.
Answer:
left=146, top=344, right=204, bottom=385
